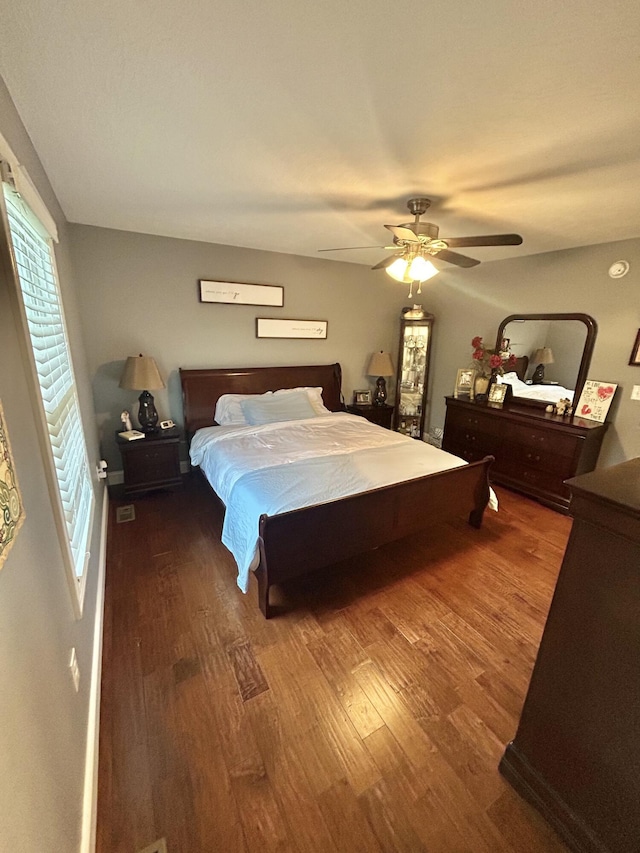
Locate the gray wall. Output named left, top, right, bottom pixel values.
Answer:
left=422, top=237, right=640, bottom=466
left=68, top=224, right=411, bottom=472
left=0, top=78, right=105, bottom=852
left=71, top=222, right=639, bottom=473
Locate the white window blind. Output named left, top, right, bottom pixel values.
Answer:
left=3, top=184, right=94, bottom=581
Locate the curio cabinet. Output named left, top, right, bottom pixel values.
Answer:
left=393, top=311, right=434, bottom=438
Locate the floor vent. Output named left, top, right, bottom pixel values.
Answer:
left=136, top=840, right=167, bottom=853
left=116, top=504, right=136, bottom=523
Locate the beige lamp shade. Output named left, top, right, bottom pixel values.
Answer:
left=532, top=347, right=554, bottom=365
left=367, top=351, right=394, bottom=377
left=119, top=355, right=166, bottom=391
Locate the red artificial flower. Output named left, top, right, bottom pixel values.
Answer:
left=471, top=336, right=483, bottom=349
left=489, top=354, right=502, bottom=369
left=507, top=353, right=517, bottom=366
left=472, top=349, right=484, bottom=361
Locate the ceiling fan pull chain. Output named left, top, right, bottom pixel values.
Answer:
left=416, top=281, right=422, bottom=294
left=408, top=281, right=414, bottom=298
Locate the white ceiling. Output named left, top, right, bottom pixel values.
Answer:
left=1, top=0, right=640, bottom=269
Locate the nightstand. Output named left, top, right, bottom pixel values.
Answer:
left=346, top=403, right=394, bottom=430
left=116, top=428, right=183, bottom=496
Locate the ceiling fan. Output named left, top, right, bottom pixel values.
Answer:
left=319, top=197, right=523, bottom=296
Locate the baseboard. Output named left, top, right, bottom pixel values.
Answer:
left=499, top=742, right=606, bottom=853
left=80, top=487, right=109, bottom=853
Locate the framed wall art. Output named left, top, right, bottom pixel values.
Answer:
left=199, top=280, right=284, bottom=307
left=0, top=400, right=25, bottom=570
left=629, top=329, right=640, bottom=366
left=256, top=318, right=328, bottom=339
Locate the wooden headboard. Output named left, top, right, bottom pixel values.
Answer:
left=180, top=363, right=344, bottom=437
left=513, top=356, right=529, bottom=380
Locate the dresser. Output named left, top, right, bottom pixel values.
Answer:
left=500, top=459, right=640, bottom=852
left=442, top=396, right=608, bottom=513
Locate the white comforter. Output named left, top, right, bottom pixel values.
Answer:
left=499, top=372, right=574, bottom=403
left=190, top=413, right=484, bottom=593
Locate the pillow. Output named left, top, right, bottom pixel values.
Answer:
left=240, top=390, right=317, bottom=425
left=214, top=392, right=272, bottom=426
left=273, top=386, right=331, bottom=415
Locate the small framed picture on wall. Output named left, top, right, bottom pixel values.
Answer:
left=629, top=329, right=640, bottom=366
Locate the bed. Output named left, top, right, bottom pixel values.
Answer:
left=180, top=363, right=494, bottom=618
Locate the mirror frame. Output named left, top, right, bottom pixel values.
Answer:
left=495, top=313, right=597, bottom=409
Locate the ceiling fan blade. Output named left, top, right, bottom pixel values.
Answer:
left=434, top=248, right=480, bottom=268
left=384, top=225, right=420, bottom=243
left=441, top=233, right=523, bottom=248
left=318, top=245, right=390, bottom=252
left=371, top=253, right=402, bottom=271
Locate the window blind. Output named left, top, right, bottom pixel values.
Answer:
left=3, top=185, right=94, bottom=580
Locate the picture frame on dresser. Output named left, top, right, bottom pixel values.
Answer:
left=454, top=368, right=475, bottom=399
left=488, top=383, right=508, bottom=404
left=354, top=390, right=372, bottom=404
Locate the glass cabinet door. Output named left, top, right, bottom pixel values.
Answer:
left=394, top=314, right=434, bottom=438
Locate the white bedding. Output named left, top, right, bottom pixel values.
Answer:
left=498, top=372, right=574, bottom=404
left=190, top=413, right=494, bottom=593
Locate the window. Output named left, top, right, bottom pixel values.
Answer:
left=2, top=178, right=94, bottom=612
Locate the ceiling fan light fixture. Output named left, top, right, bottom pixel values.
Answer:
left=408, top=255, right=438, bottom=282
left=386, top=257, right=409, bottom=282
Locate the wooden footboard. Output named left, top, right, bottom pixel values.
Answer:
left=256, top=455, right=494, bottom=618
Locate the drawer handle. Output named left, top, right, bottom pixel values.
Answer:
left=525, top=452, right=541, bottom=462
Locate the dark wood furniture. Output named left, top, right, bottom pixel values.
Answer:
left=116, top=428, right=182, bottom=496
left=180, top=363, right=494, bottom=618
left=500, top=458, right=640, bottom=853
left=393, top=312, right=434, bottom=437
left=345, top=403, right=394, bottom=429
left=442, top=396, right=607, bottom=513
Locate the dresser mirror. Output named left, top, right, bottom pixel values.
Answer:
left=495, top=313, right=597, bottom=408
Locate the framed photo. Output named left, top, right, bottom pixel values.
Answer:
left=575, top=380, right=618, bottom=423
left=454, top=368, right=476, bottom=399
left=199, top=280, right=284, bottom=307
left=354, top=390, right=372, bottom=404
left=256, top=318, right=328, bottom=339
left=488, top=383, right=508, bottom=404
left=629, top=329, right=640, bottom=365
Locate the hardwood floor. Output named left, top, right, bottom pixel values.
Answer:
left=97, top=473, right=571, bottom=853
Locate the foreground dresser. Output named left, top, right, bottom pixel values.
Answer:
left=500, top=458, right=640, bottom=853
left=442, top=396, right=608, bottom=512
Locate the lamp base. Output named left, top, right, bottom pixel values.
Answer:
left=373, top=377, right=388, bottom=406
left=531, top=364, right=545, bottom=384
left=138, top=390, right=159, bottom=433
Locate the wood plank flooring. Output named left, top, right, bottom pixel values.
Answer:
left=97, top=473, right=571, bottom=853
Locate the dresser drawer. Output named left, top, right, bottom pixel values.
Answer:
left=509, top=422, right=579, bottom=458
left=494, top=458, right=571, bottom=501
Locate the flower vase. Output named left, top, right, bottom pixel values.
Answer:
left=474, top=374, right=491, bottom=400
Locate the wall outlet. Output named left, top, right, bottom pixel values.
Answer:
left=69, top=648, right=80, bottom=691
left=631, top=385, right=640, bottom=401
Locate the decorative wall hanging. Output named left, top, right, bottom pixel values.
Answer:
left=575, top=380, right=618, bottom=423
left=629, top=329, right=640, bottom=365
left=0, top=400, right=25, bottom=570
left=256, top=318, right=328, bottom=339
left=199, top=280, right=284, bottom=307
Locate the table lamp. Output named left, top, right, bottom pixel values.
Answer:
left=367, top=351, right=394, bottom=406
left=531, top=347, right=554, bottom=384
left=119, top=354, right=165, bottom=432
